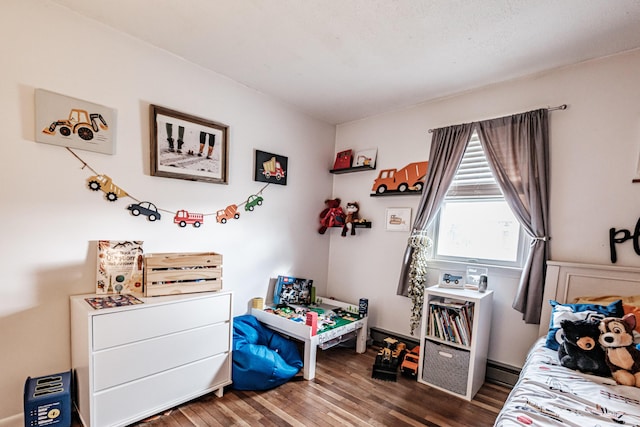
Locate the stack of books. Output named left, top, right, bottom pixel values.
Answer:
left=427, top=298, right=474, bottom=346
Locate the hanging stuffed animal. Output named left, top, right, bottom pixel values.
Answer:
left=341, top=202, right=359, bottom=237
left=318, top=198, right=345, bottom=234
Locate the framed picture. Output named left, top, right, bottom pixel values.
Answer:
left=254, top=150, right=288, bottom=185
left=332, top=149, right=352, bottom=170
left=385, top=207, right=411, bottom=231
left=150, top=105, right=228, bottom=184
left=35, top=89, right=117, bottom=155
left=353, top=148, right=377, bottom=168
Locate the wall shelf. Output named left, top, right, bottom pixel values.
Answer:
left=330, top=165, right=376, bottom=174
left=370, top=190, right=422, bottom=197
left=330, top=221, right=372, bottom=229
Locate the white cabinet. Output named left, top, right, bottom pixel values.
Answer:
left=417, top=287, right=493, bottom=401
left=71, top=291, right=233, bottom=427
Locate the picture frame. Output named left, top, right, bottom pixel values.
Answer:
left=385, top=207, right=411, bottom=231
left=35, top=89, right=117, bottom=155
left=254, top=150, right=288, bottom=186
left=150, top=105, right=228, bottom=184
left=353, top=148, right=377, bottom=168
left=333, top=149, right=353, bottom=170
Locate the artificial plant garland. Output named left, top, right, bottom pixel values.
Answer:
left=407, top=230, right=432, bottom=335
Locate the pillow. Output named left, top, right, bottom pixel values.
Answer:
left=544, top=299, right=624, bottom=350
left=573, top=295, right=640, bottom=306
left=623, top=304, right=640, bottom=333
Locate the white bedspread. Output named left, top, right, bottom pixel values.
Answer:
left=494, top=338, right=640, bottom=426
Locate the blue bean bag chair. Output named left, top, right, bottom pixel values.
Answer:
left=232, top=314, right=303, bottom=390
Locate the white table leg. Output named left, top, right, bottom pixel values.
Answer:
left=355, top=319, right=368, bottom=353
left=303, top=336, right=319, bottom=380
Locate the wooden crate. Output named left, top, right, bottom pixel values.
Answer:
left=144, top=252, right=222, bottom=297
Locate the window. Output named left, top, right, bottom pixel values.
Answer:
left=433, top=132, right=527, bottom=267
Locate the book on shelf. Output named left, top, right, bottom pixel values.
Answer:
left=96, top=240, right=144, bottom=295
left=427, top=300, right=473, bottom=346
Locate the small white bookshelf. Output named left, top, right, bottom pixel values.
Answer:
left=417, top=286, right=493, bottom=401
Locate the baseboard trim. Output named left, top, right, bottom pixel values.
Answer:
left=486, top=360, right=520, bottom=387
left=369, top=327, right=419, bottom=348
left=0, top=413, right=22, bottom=427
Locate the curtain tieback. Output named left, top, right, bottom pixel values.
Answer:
left=531, top=236, right=550, bottom=246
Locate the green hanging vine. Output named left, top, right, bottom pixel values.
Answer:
left=407, top=230, right=432, bottom=335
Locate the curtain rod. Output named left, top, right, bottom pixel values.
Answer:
left=427, top=104, right=567, bottom=133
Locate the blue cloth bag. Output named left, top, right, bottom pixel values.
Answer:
left=232, top=314, right=303, bottom=390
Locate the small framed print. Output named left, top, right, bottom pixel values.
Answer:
left=353, top=148, right=377, bottom=168
left=333, top=149, right=353, bottom=170
left=254, top=150, right=288, bottom=185
left=150, top=105, right=228, bottom=184
left=385, top=207, right=411, bottom=231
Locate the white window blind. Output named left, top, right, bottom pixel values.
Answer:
left=447, top=133, right=501, bottom=197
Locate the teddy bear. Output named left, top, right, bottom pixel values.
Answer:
left=558, top=319, right=610, bottom=377
left=599, top=313, right=640, bottom=387
left=318, top=198, right=345, bottom=234
left=341, top=201, right=359, bottom=237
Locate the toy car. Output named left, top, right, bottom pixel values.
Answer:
left=400, top=346, right=420, bottom=377
left=245, top=194, right=264, bottom=211
left=127, top=201, right=161, bottom=221
left=443, top=273, right=463, bottom=284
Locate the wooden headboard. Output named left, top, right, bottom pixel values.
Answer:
left=539, top=261, right=640, bottom=336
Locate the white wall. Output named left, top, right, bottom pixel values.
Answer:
left=328, top=48, right=640, bottom=368
left=0, top=0, right=335, bottom=421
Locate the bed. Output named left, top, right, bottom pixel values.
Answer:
left=494, top=261, right=640, bottom=426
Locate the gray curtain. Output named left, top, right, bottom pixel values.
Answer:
left=397, top=123, right=474, bottom=295
left=475, top=109, right=550, bottom=324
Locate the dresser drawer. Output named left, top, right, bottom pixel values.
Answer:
left=92, top=293, right=231, bottom=350
left=93, top=322, right=230, bottom=391
left=93, top=353, right=231, bottom=427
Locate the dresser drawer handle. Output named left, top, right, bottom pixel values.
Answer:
left=438, top=351, right=453, bottom=358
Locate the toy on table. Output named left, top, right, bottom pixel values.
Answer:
left=558, top=319, right=610, bottom=377
left=599, top=314, right=640, bottom=387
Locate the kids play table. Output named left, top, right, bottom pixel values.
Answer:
left=251, top=297, right=368, bottom=380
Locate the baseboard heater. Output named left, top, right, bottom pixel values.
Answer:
left=369, top=327, right=520, bottom=387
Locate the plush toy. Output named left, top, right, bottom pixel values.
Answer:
left=341, top=202, right=359, bottom=237
left=558, top=319, right=610, bottom=377
left=318, top=198, right=345, bottom=234
left=599, top=313, right=640, bottom=387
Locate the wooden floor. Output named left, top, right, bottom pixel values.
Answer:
left=113, top=344, right=511, bottom=427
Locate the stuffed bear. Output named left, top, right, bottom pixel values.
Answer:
left=318, top=198, right=345, bottom=234
left=558, top=319, right=610, bottom=377
left=599, top=313, right=640, bottom=387
left=341, top=202, right=359, bottom=237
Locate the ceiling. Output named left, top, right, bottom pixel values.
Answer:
left=51, top=0, right=640, bottom=124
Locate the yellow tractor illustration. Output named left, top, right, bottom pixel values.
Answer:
left=87, top=175, right=127, bottom=202
left=43, top=109, right=108, bottom=141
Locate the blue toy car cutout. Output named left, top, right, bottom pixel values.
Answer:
left=443, top=273, right=463, bottom=284
left=127, top=201, right=161, bottom=221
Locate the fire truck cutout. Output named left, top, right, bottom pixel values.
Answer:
left=174, top=210, right=203, bottom=228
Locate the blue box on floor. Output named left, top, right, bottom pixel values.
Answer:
left=24, top=371, right=71, bottom=427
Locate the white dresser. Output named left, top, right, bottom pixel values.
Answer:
left=70, top=291, right=233, bottom=427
